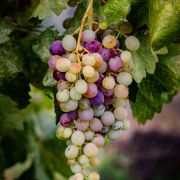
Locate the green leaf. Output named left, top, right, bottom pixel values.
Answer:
left=148, top=0, right=180, bottom=50
left=30, top=0, right=67, bottom=20
left=33, top=29, right=58, bottom=63
left=131, top=44, right=180, bottom=123
left=0, top=19, right=13, bottom=44
left=0, top=94, right=24, bottom=131
left=100, top=0, right=131, bottom=25
left=131, top=33, right=158, bottom=83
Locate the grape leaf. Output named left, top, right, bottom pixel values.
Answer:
left=32, top=29, right=58, bottom=63
left=100, top=0, right=131, bottom=24
left=148, top=0, right=180, bottom=50
left=131, top=33, right=158, bottom=83
left=0, top=94, right=24, bottom=131
left=30, top=0, right=67, bottom=20
left=0, top=19, right=13, bottom=44
left=131, top=44, right=180, bottom=123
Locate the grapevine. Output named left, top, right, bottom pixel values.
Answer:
left=48, top=1, right=140, bottom=179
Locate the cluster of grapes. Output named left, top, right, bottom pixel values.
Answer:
left=48, top=29, right=140, bottom=180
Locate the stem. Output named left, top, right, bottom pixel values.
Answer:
left=88, top=0, right=93, bottom=30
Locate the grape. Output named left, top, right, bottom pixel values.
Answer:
left=79, top=154, right=89, bottom=165
left=92, top=135, right=105, bottom=147
left=90, top=118, right=103, bottom=132
left=75, top=79, right=88, bottom=94
left=104, top=95, right=114, bottom=106
left=101, top=125, right=110, bottom=134
left=70, top=63, right=81, bottom=74
left=107, top=129, right=120, bottom=140
left=60, top=113, right=73, bottom=127
left=67, top=159, right=76, bottom=166
left=113, top=98, right=128, bottom=108
left=102, top=76, right=115, bottom=89
left=109, top=56, right=123, bottom=72
left=125, top=36, right=140, bottom=51
left=71, top=131, right=85, bottom=146
left=82, top=66, right=95, bottom=78
left=93, top=104, right=105, bottom=117
left=62, top=35, right=77, bottom=52
left=56, top=57, right=71, bottom=72
left=63, top=128, right=73, bottom=138
left=53, top=71, right=66, bottom=81
left=89, top=157, right=100, bottom=166
left=57, top=80, right=71, bottom=91
left=86, top=40, right=102, bottom=53
left=84, top=83, right=98, bottom=98
left=121, top=50, right=132, bottom=63
left=82, top=54, right=96, bottom=66
left=123, top=59, right=134, bottom=72
left=78, top=108, right=94, bottom=121
left=97, top=61, right=107, bottom=73
left=110, top=49, right=118, bottom=57
left=70, top=87, right=82, bottom=100
left=82, top=30, right=96, bottom=42
left=85, top=71, right=99, bottom=83
left=75, top=119, right=89, bottom=131
left=68, top=53, right=78, bottom=63
left=90, top=91, right=104, bottom=106
left=96, top=74, right=104, bottom=86
left=65, top=71, right=77, bottom=82
left=84, top=143, right=98, bottom=157
left=78, top=98, right=90, bottom=109
left=112, top=121, right=123, bottom=130
left=68, top=110, right=78, bottom=120
left=48, top=55, right=59, bottom=70
left=70, top=163, right=82, bottom=173
left=56, top=126, right=65, bottom=139
left=65, top=145, right=79, bottom=159
left=102, top=35, right=117, bottom=49
left=119, top=21, right=133, bottom=34
left=88, top=172, right=100, bottom=180
left=50, top=40, right=65, bottom=55
left=92, top=53, right=103, bottom=68
left=121, top=119, right=130, bottom=130
left=73, top=173, right=84, bottom=180
left=60, top=99, right=78, bottom=112
left=80, top=41, right=86, bottom=48
left=117, top=72, right=132, bottom=86
left=114, top=107, right=128, bottom=120
left=99, top=48, right=111, bottom=61
left=114, top=84, right=129, bottom=99
left=56, top=89, right=70, bottom=102
left=84, top=130, right=95, bottom=141
left=100, top=86, right=114, bottom=97
left=101, top=111, right=115, bottom=126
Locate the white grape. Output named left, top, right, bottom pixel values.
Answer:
left=65, top=71, right=77, bottom=82
left=56, top=89, right=69, bottom=102
left=112, top=121, right=123, bottom=130
left=70, top=163, right=82, bottom=173
left=113, top=98, right=128, bottom=108
left=70, top=87, right=82, bottom=100
left=60, top=99, right=78, bottom=112
left=65, top=145, right=79, bottom=159
left=78, top=98, right=90, bottom=109
left=71, top=131, right=85, bottom=146
left=117, top=72, right=132, bottom=86
left=121, top=119, right=130, bottom=130
left=63, top=128, right=73, bottom=138
left=107, top=129, right=120, bottom=140
left=114, top=107, right=128, bottom=120
left=68, top=53, right=78, bottom=63
left=82, top=54, right=96, bottom=66
left=84, top=130, right=95, bottom=141
left=79, top=154, right=89, bottom=165
left=102, top=35, right=117, bottom=49
left=56, top=57, right=71, bottom=72
left=101, top=111, right=115, bottom=126
left=121, top=50, right=132, bottom=63
left=82, top=66, right=95, bottom=78
left=56, top=126, right=65, bottom=139
left=84, top=143, right=98, bottom=158
left=70, top=63, right=81, bottom=74
left=57, top=81, right=71, bottom=91
left=102, top=76, right=115, bottom=89
left=75, top=79, right=88, bottom=94
left=73, top=173, right=84, bottom=180
left=125, top=36, right=140, bottom=51
left=93, top=105, right=105, bottom=117
left=82, top=30, right=96, bottom=42
left=114, top=84, right=129, bottom=99
left=89, top=157, right=100, bottom=166
left=97, top=61, right=107, bottom=73
left=88, top=172, right=100, bottom=180
left=62, top=35, right=77, bottom=52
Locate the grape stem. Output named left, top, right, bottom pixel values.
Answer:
left=75, top=0, right=93, bottom=64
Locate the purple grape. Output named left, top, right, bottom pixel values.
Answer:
left=90, top=91, right=104, bottom=106
left=99, top=48, right=111, bottom=61
left=68, top=110, right=78, bottom=120
left=48, top=55, right=59, bottom=70
left=100, top=86, right=114, bottom=97
left=86, top=40, right=102, bottom=53
left=110, top=49, right=118, bottom=58
left=104, top=96, right=115, bottom=106
left=80, top=42, right=86, bottom=48
left=60, top=113, right=73, bottom=127
left=96, top=74, right=104, bottom=86
left=50, top=40, right=65, bottom=55
left=53, top=71, right=66, bottom=81
left=109, top=56, right=123, bottom=72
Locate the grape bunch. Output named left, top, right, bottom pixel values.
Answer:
left=48, top=29, right=140, bottom=180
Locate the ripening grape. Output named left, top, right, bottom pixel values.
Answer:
left=97, top=61, right=107, bottom=73
left=92, top=53, right=103, bottom=68
left=121, top=50, right=132, bottom=63
left=85, top=71, right=99, bottom=83
left=78, top=98, right=90, bottom=109
left=86, top=40, right=102, bottom=53
left=70, top=63, right=81, bottom=74
left=114, top=84, right=129, bottom=99
left=101, top=125, right=110, bottom=134
left=82, top=29, right=96, bottom=42
left=125, top=36, right=140, bottom=51
left=65, top=71, right=77, bottom=82
left=68, top=110, right=78, bottom=120
left=67, top=159, right=76, bottom=166
left=60, top=99, right=78, bottom=112
left=99, top=48, right=111, bottom=61
left=90, top=118, right=103, bottom=132
left=53, top=71, right=66, bottom=81
left=82, top=66, right=95, bottom=78
left=48, top=55, right=59, bottom=70
left=60, top=113, right=72, bottom=127
left=63, top=128, right=73, bottom=138
left=113, top=98, right=128, bottom=108
left=56, top=89, right=70, bottom=102
left=112, top=121, right=123, bottom=130
left=68, top=53, right=78, bottom=63
left=75, top=79, right=88, bottom=94
left=72, top=173, right=84, bottom=180
left=117, top=72, right=132, bottom=86
left=56, top=125, right=65, bottom=139
left=102, top=76, right=115, bottom=89
left=56, top=57, right=71, bottom=72
left=107, top=129, right=120, bottom=140
left=82, top=54, right=96, bottom=66
left=88, top=172, right=100, bottom=180
left=102, top=35, right=117, bottom=49
left=71, top=131, right=85, bottom=146
left=84, top=83, right=98, bottom=98
left=96, top=74, right=104, bottom=86
left=62, top=35, right=77, bottom=52
left=89, top=157, right=100, bottom=166
left=78, top=108, right=94, bottom=121
left=101, top=111, right=115, bottom=126
left=114, top=107, right=128, bottom=120
left=90, top=91, right=104, bottom=106
left=57, top=80, right=71, bottom=91
left=100, top=86, right=114, bottom=97
left=93, top=104, right=105, bottom=117
left=50, top=40, right=65, bottom=55
left=84, top=143, right=98, bottom=157
left=92, top=134, right=105, bottom=147
left=65, top=145, right=79, bottom=159
left=70, top=163, right=82, bottom=173
left=104, top=95, right=114, bottom=106
left=78, top=154, right=89, bottom=165
left=84, top=130, right=95, bottom=141
left=70, top=87, right=82, bottom=100
left=109, top=56, right=123, bottom=72
left=75, top=119, right=89, bottom=131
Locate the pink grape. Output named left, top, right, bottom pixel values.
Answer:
left=76, top=119, right=89, bottom=131
left=50, top=40, right=65, bottom=55
left=90, top=118, right=103, bottom=132
left=81, top=30, right=96, bottom=43
left=92, top=135, right=105, bottom=147
left=78, top=108, right=94, bottom=121
left=86, top=40, right=102, bottom=53
left=60, top=113, right=73, bottom=127
left=101, top=111, right=115, bottom=126
left=99, top=48, right=111, bottom=61
left=90, top=91, right=104, bottom=106
left=109, top=56, right=123, bottom=72
left=48, top=55, right=59, bottom=70
left=100, top=86, right=114, bottom=97
left=84, top=83, right=98, bottom=98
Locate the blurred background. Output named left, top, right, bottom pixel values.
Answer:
left=0, top=6, right=180, bottom=180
